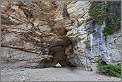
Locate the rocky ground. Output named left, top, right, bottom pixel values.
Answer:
left=1, top=64, right=121, bottom=81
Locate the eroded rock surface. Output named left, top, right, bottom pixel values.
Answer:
left=1, top=1, right=77, bottom=68
left=1, top=1, right=121, bottom=71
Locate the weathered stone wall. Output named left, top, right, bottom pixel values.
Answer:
left=1, top=1, right=121, bottom=70
left=1, top=1, right=76, bottom=68
left=65, top=1, right=121, bottom=71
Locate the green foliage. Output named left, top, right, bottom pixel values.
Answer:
left=103, top=26, right=114, bottom=37
left=80, top=50, right=84, bottom=53
left=108, top=13, right=121, bottom=26
left=79, top=19, right=88, bottom=26
left=83, top=40, right=90, bottom=44
left=89, top=2, right=121, bottom=37
left=81, top=19, right=88, bottom=22
left=83, top=40, right=90, bottom=49
left=89, top=2, right=108, bottom=24
left=98, top=64, right=121, bottom=78
left=97, top=27, right=101, bottom=30
left=76, top=37, right=81, bottom=42
left=88, top=66, right=93, bottom=71
left=103, top=12, right=121, bottom=37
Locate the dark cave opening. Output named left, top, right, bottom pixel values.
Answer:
left=39, top=38, right=76, bottom=68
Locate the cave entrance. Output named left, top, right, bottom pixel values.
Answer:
left=39, top=39, right=75, bottom=68
left=39, top=51, right=75, bottom=68
left=53, top=51, right=74, bottom=67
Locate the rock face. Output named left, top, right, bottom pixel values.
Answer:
left=1, top=1, right=121, bottom=71
left=1, top=1, right=75, bottom=68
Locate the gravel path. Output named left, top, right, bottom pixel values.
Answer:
left=1, top=67, right=121, bottom=81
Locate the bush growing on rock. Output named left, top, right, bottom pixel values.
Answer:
left=88, top=66, right=93, bottom=71
left=98, top=64, right=121, bottom=78
left=83, top=40, right=90, bottom=49
left=88, top=2, right=108, bottom=24
left=76, top=37, right=81, bottom=42
left=89, top=1, right=121, bottom=38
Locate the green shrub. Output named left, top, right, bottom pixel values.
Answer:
left=89, top=2, right=108, bottom=24
left=88, top=66, right=93, bottom=71
left=83, top=40, right=90, bottom=49
left=83, top=40, right=90, bottom=44
left=104, top=12, right=121, bottom=37
left=76, top=37, right=81, bottom=42
left=98, top=64, right=121, bottom=78
left=103, top=26, right=114, bottom=37
left=89, top=1, right=121, bottom=37
left=103, top=11, right=121, bottom=37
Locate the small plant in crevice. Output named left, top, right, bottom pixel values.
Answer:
left=83, top=40, right=90, bottom=49
left=88, top=66, right=93, bottom=71
left=98, top=63, right=121, bottom=78
left=76, top=37, right=81, bottom=42
left=81, top=19, right=88, bottom=23
left=80, top=50, right=84, bottom=53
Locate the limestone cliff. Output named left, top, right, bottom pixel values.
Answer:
left=1, top=1, right=121, bottom=71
